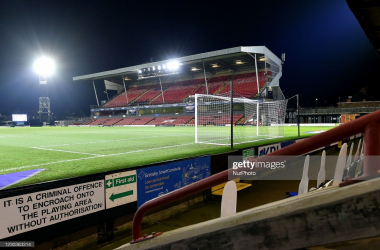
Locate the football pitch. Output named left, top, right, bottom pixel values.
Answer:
left=0, top=126, right=334, bottom=188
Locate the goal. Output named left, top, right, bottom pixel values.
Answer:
left=194, top=93, right=288, bottom=145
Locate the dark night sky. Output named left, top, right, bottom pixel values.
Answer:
left=0, top=0, right=379, bottom=117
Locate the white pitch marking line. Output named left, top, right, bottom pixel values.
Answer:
left=0, top=143, right=194, bottom=173
left=31, top=147, right=104, bottom=156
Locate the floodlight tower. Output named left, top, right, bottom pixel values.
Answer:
left=34, top=57, right=55, bottom=123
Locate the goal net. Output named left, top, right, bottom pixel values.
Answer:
left=195, top=93, right=288, bottom=145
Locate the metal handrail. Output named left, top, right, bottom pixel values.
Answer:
left=131, top=109, right=380, bottom=243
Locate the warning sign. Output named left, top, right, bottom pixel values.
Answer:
left=105, top=170, right=137, bottom=209
left=0, top=180, right=105, bottom=239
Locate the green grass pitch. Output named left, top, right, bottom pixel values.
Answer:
left=0, top=126, right=334, bottom=188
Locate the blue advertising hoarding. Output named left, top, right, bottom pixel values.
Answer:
left=136, top=156, right=211, bottom=207
left=185, top=103, right=195, bottom=113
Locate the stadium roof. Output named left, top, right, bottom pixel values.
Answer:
left=347, top=0, right=380, bottom=58
left=73, top=46, right=282, bottom=87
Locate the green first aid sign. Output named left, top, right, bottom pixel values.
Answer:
left=243, top=149, right=255, bottom=158
left=105, top=170, right=137, bottom=209
left=106, top=175, right=136, bottom=189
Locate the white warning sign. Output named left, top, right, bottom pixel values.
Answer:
left=0, top=180, right=105, bottom=239
left=105, top=170, right=137, bottom=209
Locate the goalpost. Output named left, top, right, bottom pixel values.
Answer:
left=194, top=93, right=288, bottom=146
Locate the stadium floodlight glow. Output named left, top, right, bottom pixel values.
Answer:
left=167, top=61, right=179, bottom=71
left=33, top=57, right=55, bottom=76
left=138, top=70, right=142, bottom=73
left=158, top=65, right=161, bottom=70
left=191, top=67, right=199, bottom=71
left=152, top=66, right=155, bottom=70
left=162, top=64, right=166, bottom=70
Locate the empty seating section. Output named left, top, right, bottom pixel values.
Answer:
left=198, top=114, right=243, bottom=125
left=193, top=85, right=207, bottom=94
left=198, top=116, right=216, bottom=125
left=220, top=72, right=267, bottom=98
left=132, top=117, right=154, bottom=125
left=86, top=119, right=108, bottom=125
left=148, top=116, right=193, bottom=125
left=148, top=117, right=172, bottom=125
left=114, top=118, right=138, bottom=126
left=83, top=119, right=95, bottom=125
left=208, top=75, right=231, bottom=94
left=150, top=79, right=203, bottom=105
left=133, top=84, right=165, bottom=105
left=103, top=85, right=151, bottom=108
left=171, top=116, right=193, bottom=125
left=101, top=72, right=270, bottom=108
left=102, top=118, right=123, bottom=126
left=86, top=115, right=247, bottom=126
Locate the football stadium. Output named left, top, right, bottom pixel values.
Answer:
left=1, top=1, right=380, bottom=249
left=0, top=46, right=335, bottom=188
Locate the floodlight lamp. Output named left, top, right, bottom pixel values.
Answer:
left=162, top=64, right=166, bottom=70
left=152, top=66, right=155, bottom=70
left=33, top=57, right=55, bottom=76
left=167, top=61, right=179, bottom=70
left=138, top=70, right=142, bottom=74
left=158, top=65, right=161, bottom=70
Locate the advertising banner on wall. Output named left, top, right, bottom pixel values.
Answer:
left=136, top=156, right=211, bottom=207
left=185, top=103, right=195, bottom=113
left=258, top=143, right=281, bottom=157
left=0, top=180, right=105, bottom=239
left=128, top=109, right=137, bottom=116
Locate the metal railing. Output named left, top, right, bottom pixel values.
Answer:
left=130, top=109, right=380, bottom=243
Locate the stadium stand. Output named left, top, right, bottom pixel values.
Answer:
left=86, top=118, right=109, bottom=125
left=219, top=72, right=268, bottom=98
left=100, top=71, right=269, bottom=108
left=148, top=116, right=194, bottom=126
left=148, top=117, right=174, bottom=125
left=171, top=116, right=193, bottom=125
left=197, top=114, right=243, bottom=125
left=212, top=114, right=243, bottom=125
left=102, top=118, right=123, bottom=126
left=192, top=75, right=231, bottom=95
left=133, top=84, right=166, bottom=105
left=132, top=117, right=155, bottom=125
left=103, top=85, right=152, bottom=108
left=114, top=118, right=138, bottom=126
left=193, top=84, right=207, bottom=94
left=83, top=119, right=95, bottom=125
left=150, top=79, right=203, bottom=105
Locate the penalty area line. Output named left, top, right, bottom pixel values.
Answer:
left=0, top=143, right=194, bottom=173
